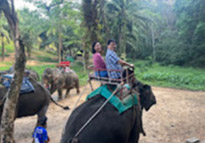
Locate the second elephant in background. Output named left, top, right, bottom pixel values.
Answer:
left=42, top=68, right=80, bottom=100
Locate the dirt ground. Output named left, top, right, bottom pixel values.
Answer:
left=14, top=81, right=205, bottom=143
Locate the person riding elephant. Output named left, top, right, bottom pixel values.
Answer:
left=92, top=42, right=108, bottom=77
left=61, top=71, right=156, bottom=143
left=106, top=39, right=134, bottom=79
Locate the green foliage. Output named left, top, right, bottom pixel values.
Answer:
left=31, top=50, right=58, bottom=62
left=0, top=61, right=13, bottom=70
left=134, top=61, right=205, bottom=90
left=0, top=44, right=14, bottom=55
left=71, top=62, right=88, bottom=85
left=172, top=0, right=205, bottom=66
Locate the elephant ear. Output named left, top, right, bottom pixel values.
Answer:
left=140, top=84, right=156, bottom=111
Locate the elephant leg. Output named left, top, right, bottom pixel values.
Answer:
left=65, top=88, right=70, bottom=98
left=128, top=107, right=141, bottom=143
left=76, top=79, right=80, bottom=94
left=140, top=110, right=146, bottom=136
left=58, top=88, right=63, bottom=100
left=76, top=88, right=80, bottom=94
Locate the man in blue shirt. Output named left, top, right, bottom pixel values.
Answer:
left=106, top=40, right=134, bottom=79
left=33, top=117, right=50, bottom=143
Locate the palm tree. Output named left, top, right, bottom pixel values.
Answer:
left=104, top=0, right=152, bottom=59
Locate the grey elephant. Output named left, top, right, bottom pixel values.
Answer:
left=42, top=68, right=80, bottom=100
left=0, top=78, right=69, bottom=132
left=0, top=78, right=49, bottom=128
left=61, top=75, right=156, bottom=143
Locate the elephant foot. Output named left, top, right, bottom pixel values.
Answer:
left=65, top=94, right=70, bottom=98
left=77, top=89, right=80, bottom=94
left=58, top=96, right=63, bottom=101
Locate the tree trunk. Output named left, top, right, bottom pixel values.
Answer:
left=0, top=0, right=26, bottom=142
left=82, top=37, right=89, bottom=71
left=58, top=33, right=62, bottom=63
left=151, top=23, right=155, bottom=61
left=99, top=0, right=110, bottom=41
left=1, top=35, right=4, bottom=61
left=82, top=0, right=100, bottom=70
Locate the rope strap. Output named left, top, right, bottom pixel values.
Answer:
left=74, top=86, right=120, bottom=138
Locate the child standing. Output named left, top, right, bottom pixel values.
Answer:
left=32, top=117, right=50, bottom=143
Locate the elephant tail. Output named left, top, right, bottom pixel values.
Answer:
left=32, top=78, right=70, bottom=110
left=50, top=96, right=70, bottom=110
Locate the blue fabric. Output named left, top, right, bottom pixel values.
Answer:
left=106, top=49, right=123, bottom=79
left=33, top=126, right=48, bottom=143
left=95, top=71, right=108, bottom=77
left=2, top=74, right=35, bottom=94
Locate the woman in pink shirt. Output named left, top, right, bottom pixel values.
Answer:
left=92, top=42, right=108, bottom=77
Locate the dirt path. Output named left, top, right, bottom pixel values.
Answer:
left=14, top=82, right=205, bottom=143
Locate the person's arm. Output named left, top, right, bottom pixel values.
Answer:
left=118, top=59, right=134, bottom=68
left=43, top=129, right=49, bottom=143
left=46, top=136, right=50, bottom=142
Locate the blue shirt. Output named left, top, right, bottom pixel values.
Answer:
left=106, top=49, right=123, bottom=79
left=33, top=126, right=48, bottom=143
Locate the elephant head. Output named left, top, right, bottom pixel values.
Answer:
left=139, top=84, right=156, bottom=111
left=129, top=77, right=156, bottom=111
left=42, top=68, right=61, bottom=93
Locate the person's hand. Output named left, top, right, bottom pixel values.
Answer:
left=130, top=64, right=134, bottom=68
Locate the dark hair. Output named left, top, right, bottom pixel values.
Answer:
left=92, top=42, right=97, bottom=54
left=107, top=39, right=116, bottom=46
left=38, top=117, right=47, bottom=126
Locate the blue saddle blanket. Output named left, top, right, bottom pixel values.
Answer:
left=2, top=74, right=35, bottom=94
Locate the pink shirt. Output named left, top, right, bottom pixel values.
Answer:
left=93, top=53, right=106, bottom=69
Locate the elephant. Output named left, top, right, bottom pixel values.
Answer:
left=42, top=68, right=80, bottom=100
left=25, top=69, right=40, bottom=81
left=60, top=77, right=156, bottom=143
left=0, top=68, right=40, bottom=82
left=0, top=78, right=69, bottom=131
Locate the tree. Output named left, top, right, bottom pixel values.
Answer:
left=104, top=0, right=153, bottom=59
left=24, top=0, right=82, bottom=62
left=0, top=14, right=9, bottom=61
left=174, top=0, right=205, bottom=66
left=0, top=0, right=26, bottom=142
left=82, top=0, right=100, bottom=69
left=18, top=8, right=42, bottom=58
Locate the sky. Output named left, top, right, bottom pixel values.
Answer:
left=14, top=0, right=36, bottom=10
left=14, top=0, right=81, bottom=10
